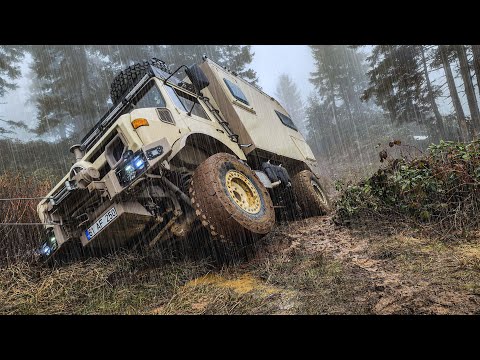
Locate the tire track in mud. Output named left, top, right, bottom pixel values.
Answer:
left=272, top=216, right=407, bottom=314
left=157, top=216, right=480, bottom=314
left=305, top=217, right=406, bottom=314
left=267, top=216, right=480, bottom=314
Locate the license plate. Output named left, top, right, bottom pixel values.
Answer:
left=85, top=206, right=118, bottom=241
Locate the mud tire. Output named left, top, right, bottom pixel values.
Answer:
left=292, top=170, right=331, bottom=217
left=189, top=153, right=275, bottom=244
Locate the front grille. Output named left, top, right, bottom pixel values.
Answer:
left=87, top=130, right=118, bottom=165
left=156, top=108, right=175, bottom=125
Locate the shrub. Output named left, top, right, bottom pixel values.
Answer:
left=335, top=139, right=480, bottom=232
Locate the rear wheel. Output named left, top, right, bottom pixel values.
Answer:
left=189, top=153, right=275, bottom=245
left=292, top=170, right=331, bottom=217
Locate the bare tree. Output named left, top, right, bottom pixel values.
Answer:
left=438, top=46, right=470, bottom=141
left=455, top=45, right=480, bottom=134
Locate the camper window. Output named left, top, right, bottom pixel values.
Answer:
left=274, top=110, right=298, bottom=131
left=224, top=78, right=250, bottom=106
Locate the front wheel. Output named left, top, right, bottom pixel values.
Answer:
left=189, top=153, right=275, bottom=244
left=291, top=170, right=331, bottom=217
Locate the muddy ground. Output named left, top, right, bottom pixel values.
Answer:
left=2, top=216, right=480, bottom=314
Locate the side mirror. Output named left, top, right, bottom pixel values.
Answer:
left=185, top=64, right=210, bottom=92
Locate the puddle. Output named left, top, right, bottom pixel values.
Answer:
left=186, top=273, right=280, bottom=295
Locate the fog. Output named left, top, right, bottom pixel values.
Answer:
left=1, top=45, right=480, bottom=180
left=251, top=45, right=315, bottom=102
left=2, top=45, right=480, bottom=314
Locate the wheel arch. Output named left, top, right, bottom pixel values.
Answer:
left=170, top=132, right=247, bottom=161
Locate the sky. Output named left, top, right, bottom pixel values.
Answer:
left=0, top=53, right=36, bottom=141
left=251, top=45, right=315, bottom=102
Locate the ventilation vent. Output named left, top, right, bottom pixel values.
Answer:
left=156, top=108, right=175, bottom=125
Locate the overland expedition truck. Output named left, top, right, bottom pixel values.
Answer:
left=36, top=57, right=331, bottom=260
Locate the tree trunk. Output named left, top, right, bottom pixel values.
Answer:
left=472, top=45, right=480, bottom=90
left=420, top=46, right=446, bottom=139
left=329, top=94, right=343, bottom=155
left=340, top=83, right=365, bottom=166
left=440, top=46, right=470, bottom=141
left=456, top=45, right=480, bottom=134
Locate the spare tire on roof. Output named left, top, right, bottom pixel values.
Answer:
left=109, top=58, right=170, bottom=105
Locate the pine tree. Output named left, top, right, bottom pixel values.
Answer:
left=274, top=74, right=306, bottom=135
left=472, top=45, right=480, bottom=91
left=432, top=45, right=471, bottom=141
left=308, top=45, right=373, bottom=162
left=29, top=45, right=118, bottom=140
left=305, top=93, right=338, bottom=159
left=455, top=45, right=480, bottom=133
left=0, top=45, right=24, bottom=97
left=217, top=45, right=258, bottom=84
left=420, top=46, right=446, bottom=139
left=363, top=47, right=429, bottom=123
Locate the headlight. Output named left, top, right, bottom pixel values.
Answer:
left=116, top=150, right=149, bottom=187
left=36, top=230, right=58, bottom=258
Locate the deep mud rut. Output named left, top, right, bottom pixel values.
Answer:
left=169, top=216, right=480, bottom=314
left=289, top=217, right=480, bottom=314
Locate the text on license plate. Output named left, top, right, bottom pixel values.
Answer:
left=85, top=207, right=118, bottom=241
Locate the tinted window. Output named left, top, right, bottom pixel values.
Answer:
left=274, top=110, right=298, bottom=131
left=224, top=78, right=249, bottom=106
left=133, top=82, right=166, bottom=109
left=165, top=86, right=209, bottom=120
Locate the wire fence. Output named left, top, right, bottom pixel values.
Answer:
left=0, top=172, right=53, bottom=265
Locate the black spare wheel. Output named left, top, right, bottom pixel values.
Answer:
left=110, top=58, right=169, bottom=105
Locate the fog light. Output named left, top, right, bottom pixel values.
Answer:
left=36, top=230, right=58, bottom=258
left=134, top=157, right=145, bottom=169
left=116, top=150, right=149, bottom=187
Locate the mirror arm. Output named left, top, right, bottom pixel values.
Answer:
left=187, top=101, right=196, bottom=116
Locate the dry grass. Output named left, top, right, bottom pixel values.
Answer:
left=0, top=252, right=212, bottom=314
left=0, top=171, right=54, bottom=265
left=158, top=282, right=278, bottom=315
left=3, top=216, right=480, bottom=314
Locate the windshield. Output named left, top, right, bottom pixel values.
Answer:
left=165, top=86, right=209, bottom=120
left=133, top=82, right=166, bottom=109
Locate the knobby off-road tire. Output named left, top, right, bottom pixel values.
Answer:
left=292, top=170, right=331, bottom=217
left=189, top=153, right=275, bottom=245
left=110, top=59, right=168, bottom=105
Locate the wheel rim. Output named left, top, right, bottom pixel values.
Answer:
left=311, top=180, right=327, bottom=205
left=225, top=170, right=261, bottom=214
